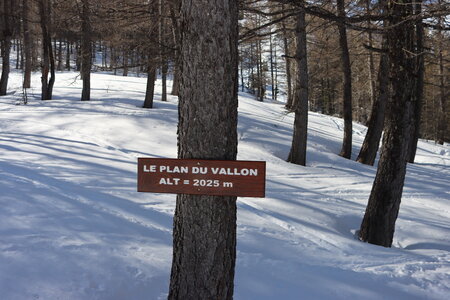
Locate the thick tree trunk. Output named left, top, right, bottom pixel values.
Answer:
left=356, top=46, right=389, bottom=166
left=0, top=0, right=12, bottom=96
left=337, top=0, right=353, bottom=159
left=359, top=0, right=415, bottom=247
left=23, top=0, right=32, bottom=89
left=168, top=0, right=239, bottom=298
left=81, top=0, right=92, bottom=101
left=407, top=0, right=425, bottom=162
left=287, top=8, right=308, bottom=166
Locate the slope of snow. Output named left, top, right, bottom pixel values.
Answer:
left=0, top=71, right=449, bottom=299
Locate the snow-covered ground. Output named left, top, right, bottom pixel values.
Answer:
left=1, top=71, right=449, bottom=299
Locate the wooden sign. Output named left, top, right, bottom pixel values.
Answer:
left=138, top=158, right=265, bottom=197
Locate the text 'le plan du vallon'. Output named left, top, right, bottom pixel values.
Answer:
left=143, top=165, right=259, bottom=177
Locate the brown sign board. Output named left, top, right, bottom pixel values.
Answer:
left=138, top=158, right=265, bottom=197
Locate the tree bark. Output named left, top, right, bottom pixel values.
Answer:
left=436, top=1, right=447, bottom=145
left=359, top=0, right=415, bottom=247
left=65, top=40, right=71, bottom=71
left=0, top=0, right=12, bottom=96
left=22, top=0, right=32, bottom=89
left=337, top=0, right=353, bottom=159
left=168, top=0, right=239, bottom=298
left=143, top=64, right=156, bottom=108
left=356, top=43, right=389, bottom=166
left=287, top=8, right=308, bottom=166
left=282, top=12, right=293, bottom=109
left=269, top=33, right=275, bottom=101
left=159, top=0, right=168, bottom=102
left=57, top=39, right=63, bottom=71
left=407, top=0, right=425, bottom=162
left=169, top=3, right=181, bottom=96
left=81, top=0, right=92, bottom=101
left=38, top=0, right=55, bottom=100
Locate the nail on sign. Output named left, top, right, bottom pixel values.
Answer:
left=137, top=158, right=266, bottom=197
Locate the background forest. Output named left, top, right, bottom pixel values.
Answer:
left=0, top=0, right=448, bottom=143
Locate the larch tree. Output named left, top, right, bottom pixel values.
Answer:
left=168, top=0, right=239, bottom=298
left=359, top=0, right=416, bottom=247
left=356, top=47, right=389, bottom=166
left=143, top=0, right=159, bottom=109
left=336, top=0, right=352, bottom=159
left=357, top=6, right=389, bottom=166
left=38, top=0, right=55, bottom=100
left=80, top=0, right=92, bottom=101
left=22, top=0, right=32, bottom=89
left=407, top=0, right=425, bottom=162
left=0, top=0, right=13, bottom=96
left=287, top=6, right=309, bottom=166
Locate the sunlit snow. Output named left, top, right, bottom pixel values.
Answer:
left=0, top=71, right=449, bottom=299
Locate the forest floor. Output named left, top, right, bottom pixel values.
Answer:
left=0, top=71, right=449, bottom=299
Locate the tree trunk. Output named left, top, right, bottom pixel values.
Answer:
left=256, top=38, right=264, bottom=101
left=168, top=3, right=181, bottom=96
left=22, top=0, right=32, bottom=88
left=171, top=65, right=180, bottom=96
left=168, top=0, right=239, bottom=298
left=407, top=0, right=425, bottom=162
left=159, top=0, right=168, bottom=102
left=39, top=0, right=55, bottom=100
left=359, top=0, right=415, bottom=247
left=57, top=39, right=63, bottom=71
left=0, top=0, right=12, bottom=96
left=436, top=2, right=447, bottom=145
left=143, top=64, right=156, bottom=108
left=287, top=8, right=308, bottom=166
left=337, top=0, right=353, bottom=159
left=356, top=44, right=389, bottom=166
left=270, top=33, right=275, bottom=101
left=123, top=50, right=129, bottom=76
left=65, top=40, right=71, bottom=71
left=75, top=43, right=81, bottom=71
left=282, top=14, right=293, bottom=109
left=15, top=39, right=20, bottom=69
left=365, top=0, right=376, bottom=124
left=81, top=0, right=92, bottom=101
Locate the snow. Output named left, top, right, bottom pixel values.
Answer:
left=1, top=71, right=449, bottom=300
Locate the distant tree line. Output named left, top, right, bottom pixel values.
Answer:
left=0, top=0, right=447, bottom=144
